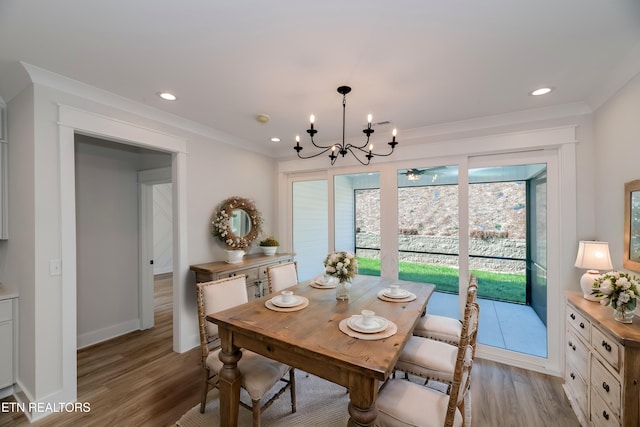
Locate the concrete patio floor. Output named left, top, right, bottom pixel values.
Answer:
left=427, top=291, right=547, bottom=357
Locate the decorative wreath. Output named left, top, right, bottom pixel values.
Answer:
left=211, top=196, right=263, bottom=250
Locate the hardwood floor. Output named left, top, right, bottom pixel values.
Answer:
left=1, top=274, right=579, bottom=426
left=0, top=274, right=201, bottom=427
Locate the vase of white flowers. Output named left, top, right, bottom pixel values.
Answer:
left=591, top=271, right=640, bottom=323
left=324, top=251, right=358, bottom=301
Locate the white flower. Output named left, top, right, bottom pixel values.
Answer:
left=599, top=280, right=613, bottom=295
left=619, top=277, right=631, bottom=289
left=618, top=292, right=631, bottom=304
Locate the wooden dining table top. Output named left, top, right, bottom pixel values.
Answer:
left=207, top=275, right=435, bottom=382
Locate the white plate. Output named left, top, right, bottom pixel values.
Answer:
left=271, top=295, right=304, bottom=308
left=347, top=315, right=389, bottom=334
left=382, top=288, right=410, bottom=299
left=314, top=276, right=338, bottom=286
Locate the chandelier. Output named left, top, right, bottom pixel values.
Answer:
left=293, top=86, right=398, bottom=165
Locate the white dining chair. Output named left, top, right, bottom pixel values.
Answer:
left=266, top=261, right=298, bottom=294
left=412, top=276, right=478, bottom=344
left=196, top=274, right=296, bottom=427
left=394, top=282, right=479, bottom=426
left=375, top=344, right=474, bottom=427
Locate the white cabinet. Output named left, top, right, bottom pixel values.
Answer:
left=564, top=292, right=640, bottom=427
left=0, top=298, right=15, bottom=390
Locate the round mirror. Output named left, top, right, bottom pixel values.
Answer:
left=212, top=197, right=262, bottom=250
left=230, top=208, right=252, bottom=237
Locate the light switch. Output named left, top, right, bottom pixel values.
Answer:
left=50, top=259, right=62, bottom=276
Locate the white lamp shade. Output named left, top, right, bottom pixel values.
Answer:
left=575, top=240, right=613, bottom=301
left=574, top=241, right=613, bottom=271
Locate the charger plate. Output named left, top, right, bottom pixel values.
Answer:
left=265, top=297, right=309, bottom=312
left=338, top=317, right=397, bottom=340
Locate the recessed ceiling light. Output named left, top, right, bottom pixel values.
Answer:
left=530, top=87, right=553, bottom=96
left=270, top=137, right=281, bottom=142
left=158, top=92, right=177, bottom=101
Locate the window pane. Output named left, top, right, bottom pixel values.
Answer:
left=468, top=181, right=527, bottom=303
left=335, top=173, right=380, bottom=276
left=355, top=189, right=380, bottom=276
left=398, top=166, right=459, bottom=291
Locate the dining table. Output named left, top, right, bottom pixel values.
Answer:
left=206, top=275, right=435, bottom=427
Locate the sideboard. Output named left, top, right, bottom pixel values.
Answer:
left=564, top=291, right=640, bottom=426
left=189, top=253, right=295, bottom=300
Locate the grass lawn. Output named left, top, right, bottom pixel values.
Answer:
left=357, top=257, right=526, bottom=304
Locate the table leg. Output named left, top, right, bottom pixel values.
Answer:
left=347, top=375, right=379, bottom=427
left=218, top=328, right=242, bottom=427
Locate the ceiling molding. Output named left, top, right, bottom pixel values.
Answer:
left=20, top=62, right=274, bottom=157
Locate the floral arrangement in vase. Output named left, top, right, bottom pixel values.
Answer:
left=324, top=251, right=358, bottom=282
left=591, top=271, right=640, bottom=323
left=324, top=251, right=358, bottom=300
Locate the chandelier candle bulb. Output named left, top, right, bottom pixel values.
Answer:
left=310, top=115, right=315, bottom=129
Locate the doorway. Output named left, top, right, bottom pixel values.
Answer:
left=58, top=105, right=189, bottom=405
left=75, top=136, right=172, bottom=347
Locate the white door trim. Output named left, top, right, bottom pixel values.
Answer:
left=58, top=105, right=189, bottom=404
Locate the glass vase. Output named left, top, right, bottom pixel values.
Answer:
left=336, top=280, right=350, bottom=301
left=613, top=305, right=634, bottom=323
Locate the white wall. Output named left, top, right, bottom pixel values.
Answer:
left=594, top=71, right=640, bottom=267
left=0, top=85, right=36, bottom=395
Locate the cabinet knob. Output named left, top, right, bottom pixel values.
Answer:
left=579, top=322, right=584, bottom=329
left=570, top=313, right=576, bottom=320
left=570, top=373, right=576, bottom=380
left=602, top=381, right=610, bottom=392
left=601, top=340, right=612, bottom=352
left=603, top=410, right=609, bottom=420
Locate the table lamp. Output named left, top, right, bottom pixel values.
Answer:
left=574, top=241, right=613, bottom=301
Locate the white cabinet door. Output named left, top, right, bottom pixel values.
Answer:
left=0, top=321, right=13, bottom=388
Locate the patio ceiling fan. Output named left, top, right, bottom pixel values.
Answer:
left=402, top=166, right=449, bottom=181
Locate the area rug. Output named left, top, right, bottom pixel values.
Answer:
left=176, top=371, right=351, bottom=427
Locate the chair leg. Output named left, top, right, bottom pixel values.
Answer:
left=199, top=368, right=210, bottom=413
left=289, top=368, right=297, bottom=413
left=463, top=389, right=472, bottom=426
left=252, top=399, right=261, bottom=427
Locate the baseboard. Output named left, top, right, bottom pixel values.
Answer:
left=0, top=384, right=13, bottom=399
left=11, top=378, right=82, bottom=422
left=77, top=319, right=140, bottom=349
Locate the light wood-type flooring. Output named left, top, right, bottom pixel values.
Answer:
left=0, top=274, right=579, bottom=426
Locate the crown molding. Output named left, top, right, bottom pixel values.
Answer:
left=20, top=62, right=274, bottom=157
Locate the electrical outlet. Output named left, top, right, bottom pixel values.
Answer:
left=50, top=259, right=62, bottom=276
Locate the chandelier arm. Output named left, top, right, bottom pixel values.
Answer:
left=346, top=148, right=372, bottom=166
left=350, top=144, right=397, bottom=158
left=308, top=134, right=336, bottom=150
left=346, top=133, right=372, bottom=150
left=295, top=146, right=335, bottom=160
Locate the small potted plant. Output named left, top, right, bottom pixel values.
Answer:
left=259, top=236, right=280, bottom=256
